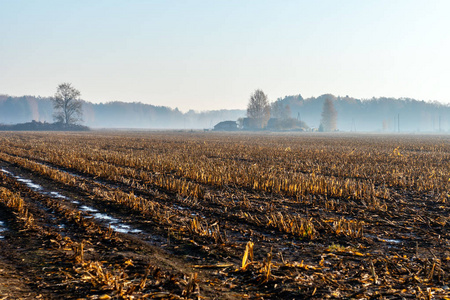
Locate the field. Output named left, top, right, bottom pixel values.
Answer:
left=0, top=131, right=449, bottom=299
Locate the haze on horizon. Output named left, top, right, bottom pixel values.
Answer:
left=1, top=0, right=449, bottom=112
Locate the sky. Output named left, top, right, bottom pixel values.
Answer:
left=1, top=0, right=450, bottom=112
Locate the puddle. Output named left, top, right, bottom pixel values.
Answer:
left=91, top=213, right=142, bottom=234
left=49, top=191, right=67, bottom=199
left=0, top=221, right=7, bottom=239
left=381, top=238, right=402, bottom=244
left=366, top=234, right=402, bottom=244
left=2, top=167, right=143, bottom=235
left=79, top=201, right=142, bottom=234
left=2, top=168, right=42, bottom=190
left=174, top=205, right=188, bottom=210
left=80, top=205, right=98, bottom=212
left=1, top=168, right=12, bottom=175
left=93, top=213, right=118, bottom=222
left=110, top=224, right=142, bottom=234
left=16, top=178, right=42, bottom=190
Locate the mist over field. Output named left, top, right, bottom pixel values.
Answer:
left=1, top=93, right=449, bottom=132
left=0, top=94, right=244, bottom=130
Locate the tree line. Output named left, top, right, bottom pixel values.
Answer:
left=245, top=89, right=334, bottom=131
left=1, top=85, right=449, bottom=132
left=275, top=94, right=450, bottom=132
left=244, top=90, right=450, bottom=132
left=0, top=84, right=245, bottom=129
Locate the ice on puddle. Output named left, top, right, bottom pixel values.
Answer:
left=382, top=238, right=402, bottom=244
left=0, top=221, right=7, bottom=239
left=16, top=178, right=42, bottom=190
left=0, top=221, right=6, bottom=231
left=91, top=214, right=142, bottom=234
left=1, top=168, right=12, bottom=175
left=93, top=213, right=118, bottom=222
left=110, top=224, right=142, bottom=234
left=174, top=205, right=188, bottom=210
left=366, top=234, right=402, bottom=244
left=80, top=205, right=98, bottom=212
left=50, top=191, right=67, bottom=199
left=0, top=168, right=142, bottom=236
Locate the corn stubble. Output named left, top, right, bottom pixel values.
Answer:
left=0, top=132, right=449, bottom=298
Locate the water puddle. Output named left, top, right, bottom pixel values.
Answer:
left=2, top=168, right=43, bottom=190
left=381, top=238, right=402, bottom=244
left=1, top=168, right=12, bottom=175
left=80, top=205, right=98, bottom=213
left=111, top=224, right=142, bottom=234
left=49, top=191, right=67, bottom=199
left=1, top=167, right=142, bottom=235
left=366, top=234, right=402, bottom=244
left=93, top=213, right=118, bottom=222
left=174, top=205, right=188, bottom=210
left=16, top=178, right=42, bottom=190
left=90, top=212, right=142, bottom=234
left=0, top=221, right=7, bottom=239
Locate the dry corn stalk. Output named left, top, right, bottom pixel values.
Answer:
left=241, top=241, right=254, bottom=271
left=260, top=250, right=273, bottom=283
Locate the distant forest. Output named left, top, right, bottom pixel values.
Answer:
left=1, top=94, right=449, bottom=132
left=0, top=95, right=244, bottom=129
left=274, top=94, right=450, bottom=132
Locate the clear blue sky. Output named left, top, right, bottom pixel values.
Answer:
left=1, top=0, right=449, bottom=111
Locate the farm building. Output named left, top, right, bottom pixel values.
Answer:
left=214, top=120, right=238, bottom=131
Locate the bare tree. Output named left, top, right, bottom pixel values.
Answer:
left=53, top=83, right=83, bottom=125
left=271, top=100, right=283, bottom=119
left=319, top=97, right=337, bottom=132
left=247, top=89, right=270, bottom=129
left=271, top=100, right=291, bottom=120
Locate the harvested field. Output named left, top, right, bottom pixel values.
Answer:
left=0, top=131, right=449, bottom=299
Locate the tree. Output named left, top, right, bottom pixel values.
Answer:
left=53, top=83, right=83, bottom=125
left=247, top=89, right=270, bottom=129
left=319, top=97, right=337, bottom=132
left=271, top=100, right=291, bottom=120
